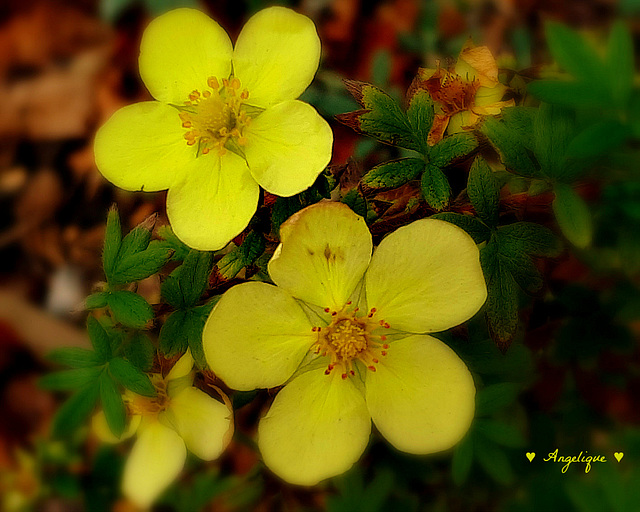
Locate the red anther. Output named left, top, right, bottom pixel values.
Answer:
left=380, top=336, right=387, bottom=341
left=324, top=369, right=331, bottom=375
left=368, top=366, right=377, bottom=372
left=350, top=370, right=355, bottom=375
left=331, top=311, right=337, bottom=316
left=370, top=308, right=377, bottom=313
left=373, top=358, right=379, bottom=364
left=346, top=301, right=352, bottom=305
left=341, top=373, right=348, bottom=380
left=384, top=323, right=390, bottom=329
left=324, top=308, right=330, bottom=312
left=381, top=351, right=387, bottom=356
left=379, top=320, right=385, bottom=325
left=311, top=327, right=317, bottom=332
left=383, top=344, right=389, bottom=349
left=354, top=308, right=359, bottom=312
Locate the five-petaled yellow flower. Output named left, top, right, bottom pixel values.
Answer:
left=92, top=352, right=233, bottom=508
left=94, top=7, right=333, bottom=250
left=203, top=202, right=487, bottom=485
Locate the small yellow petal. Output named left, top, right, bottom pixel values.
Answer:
left=365, top=218, right=486, bottom=333
left=233, top=7, right=320, bottom=108
left=365, top=335, right=475, bottom=454
left=268, top=202, right=372, bottom=311
left=91, top=411, right=140, bottom=444
left=166, top=350, right=194, bottom=381
left=204, top=281, right=315, bottom=391
left=244, top=100, right=333, bottom=197
left=165, top=387, right=233, bottom=460
left=454, top=41, right=499, bottom=87
left=94, top=102, right=192, bottom=192
left=139, top=9, right=232, bottom=104
left=258, top=369, right=370, bottom=485
left=122, top=421, right=186, bottom=508
left=166, top=151, right=259, bottom=251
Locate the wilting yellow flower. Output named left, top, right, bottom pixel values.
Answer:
left=414, top=41, right=514, bottom=144
left=92, top=352, right=233, bottom=508
left=95, top=7, right=333, bottom=250
left=203, top=202, right=487, bottom=485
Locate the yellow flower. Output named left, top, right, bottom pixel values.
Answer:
left=92, top=352, right=233, bottom=508
left=414, top=41, right=515, bottom=144
left=203, top=203, right=487, bottom=485
left=94, top=7, right=333, bottom=250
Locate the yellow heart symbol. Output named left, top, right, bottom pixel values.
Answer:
left=614, top=452, right=624, bottom=462
left=526, top=452, right=535, bottom=462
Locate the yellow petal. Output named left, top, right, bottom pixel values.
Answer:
left=258, top=369, right=370, bottom=485
left=447, top=111, right=479, bottom=133
left=232, top=7, right=320, bottom=108
left=165, top=387, right=233, bottom=460
left=244, top=100, right=333, bottom=197
left=365, top=219, right=487, bottom=333
left=166, top=151, right=259, bottom=251
left=94, top=102, right=192, bottom=192
left=475, top=83, right=508, bottom=107
left=203, top=282, right=316, bottom=391
left=365, top=334, right=475, bottom=454
left=139, top=8, right=232, bottom=104
left=268, top=202, right=372, bottom=310
left=454, top=41, right=499, bottom=87
left=91, top=411, right=141, bottom=444
left=122, top=421, right=186, bottom=509
left=166, top=350, right=194, bottom=381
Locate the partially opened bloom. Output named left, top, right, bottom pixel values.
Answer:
left=92, top=352, right=233, bottom=508
left=203, top=202, right=487, bottom=485
left=413, top=41, right=514, bottom=144
left=95, top=7, right=333, bottom=250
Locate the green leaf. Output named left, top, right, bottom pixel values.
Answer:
left=341, top=189, right=367, bottom=217
left=361, top=158, right=425, bottom=191
left=124, top=332, right=155, bottom=372
left=106, top=291, right=153, bottom=329
left=565, top=121, right=630, bottom=159
left=451, top=435, right=474, bottom=485
left=527, top=80, right=607, bottom=109
left=552, top=184, right=593, bottom=248
left=39, top=367, right=103, bottom=391
left=117, top=214, right=155, bottom=261
left=110, top=243, right=173, bottom=285
left=186, top=305, right=212, bottom=369
left=337, top=80, right=417, bottom=151
left=103, top=206, right=121, bottom=280
left=545, top=22, right=602, bottom=82
left=608, top=21, right=634, bottom=108
left=87, top=316, right=112, bottom=362
left=99, top=372, right=126, bottom=438
left=271, top=195, right=303, bottom=236
left=482, top=242, right=519, bottom=345
left=420, top=164, right=450, bottom=210
left=159, top=310, right=190, bottom=356
left=156, top=225, right=191, bottom=261
left=476, top=383, right=521, bottom=416
left=497, top=222, right=562, bottom=257
left=85, top=292, right=109, bottom=310
left=481, top=117, right=539, bottom=178
left=47, top=348, right=101, bottom=369
left=162, top=250, right=213, bottom=309
left=109, top=357, right=155, bottom=397
left=533, top=103, right=575, bottom=178
left=474, top=437, right=514, bottom=485
left=51, top=383, right=100, bottom=437
left=475, top=419, right=526, bottom=448
left=467, top=157, right=500, bottom=226
left=431, top=212, right=491, bottom=244
left=430, top=132, right=478, bottom=168
left=498, top=247, right=543, bottom=293
left=406, top=89, right=434, bottom=152
left=216, top=232, right=265, bottom=280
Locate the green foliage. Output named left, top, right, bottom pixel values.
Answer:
left=51, top=383, right=101, bottom=437
left=159, top=304, right=213, bottom=367
left=341, top=188, right=368, bottom=218
left=47, top=347, right=102, bottom=369
left=40, top=367, right=104, bottom=391
left=328, top=468, right=395, bottom=512
left=406, top=90, right=434, bottom=152
left=529, top=21, right=634, bottom=110
left=99, top=371, right=126, bottom=437
left=216, top=232, right=265, bottom=280
left=123, top=332, right=155, bottom=372
left=467, top=157, right=500, bottom=225
left=108, top=357, right=155, bottom=397
left=430, top=132, right=478, bottom=168
left=163, top=250, right=213, bottom=309
left=431, top=212, right=491, bottom=244
left=552, top=184, right=593, bottom=248
left=420, top=164, right=450, bottom=210
left=361, top=158, right=425, bottom=191
left=106, top=290, right=154, bottom=329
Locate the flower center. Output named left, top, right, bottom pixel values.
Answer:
left=422, top=68, right=480, bottom=115
left=124, top=376, right=170, bottom=416
left=179, top=76, right=252, bottom=156
left=311, top=305, right=390, bottom=380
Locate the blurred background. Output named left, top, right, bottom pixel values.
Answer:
left=1, top=0, right=640, bottom=510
